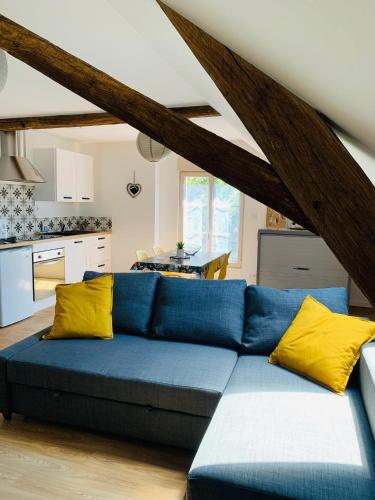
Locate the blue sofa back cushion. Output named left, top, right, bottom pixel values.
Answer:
left=83, top=271, right=159, bottom=336
left=243, top=285, right=349, bottom=354
left=153, top=276, right=247, bottom=349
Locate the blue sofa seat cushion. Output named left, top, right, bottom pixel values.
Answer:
left=188, top=355, right=375, bottom=500
left=153, top=276, right=247, bottom=349
left=84, top=271, right=159, bottom=336
left=7, top=334, right=237, bottom=418
left=243, top=285, right=348, bottom=354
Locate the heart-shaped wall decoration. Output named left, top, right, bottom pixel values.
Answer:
left=127, top=182, right=142, bottom=198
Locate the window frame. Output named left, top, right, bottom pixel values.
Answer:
left=178, top=171, right=244, bottom=268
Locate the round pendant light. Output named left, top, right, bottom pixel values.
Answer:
left=136, top=132, right=170, bottom=162
left=0, top=50, right=8, bottom=92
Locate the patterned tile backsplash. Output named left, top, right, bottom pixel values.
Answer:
left=0, top=183, right=112, bottom=239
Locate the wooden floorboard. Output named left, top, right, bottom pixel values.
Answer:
left=0, top=308, right=192, bottom=500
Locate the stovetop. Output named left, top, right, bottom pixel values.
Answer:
left=24, top=235, right=62, bottom=241
left=0, top=234, right=62, bottom=245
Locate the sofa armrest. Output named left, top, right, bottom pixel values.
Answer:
left=360, top=342, right=375, bottom=440
left=0, top=328, right=50, bottom=415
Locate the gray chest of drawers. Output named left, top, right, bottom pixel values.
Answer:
left=257, top=230, right=370, bottom=307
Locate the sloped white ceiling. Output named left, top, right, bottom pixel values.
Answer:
left=0, top=0, right=204, bottom=117
left=153, top=0, right=375, bottom=153
left=0, top=0, right=374, bottom=173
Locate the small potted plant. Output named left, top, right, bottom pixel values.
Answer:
left=176, top=241, right=185, bottom=259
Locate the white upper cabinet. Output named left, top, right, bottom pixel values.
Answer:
left=76, top=152, right=94, bottom=202
left=34, top=148, right=94, bottom=202
left=56, top=149, right=76, bottom=201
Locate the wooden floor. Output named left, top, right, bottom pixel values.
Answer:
left=0, top=308, right=192, bottom=500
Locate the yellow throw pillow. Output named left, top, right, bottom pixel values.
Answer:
left=43, top=274, right=113, bottom=340
left=269, top=295, right=375, bottom=394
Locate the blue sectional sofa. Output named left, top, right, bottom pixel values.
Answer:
left=1, top=273, right=375, bottom=499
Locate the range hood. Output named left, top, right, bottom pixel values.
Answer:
left=0, top=131, right=45, bottom=183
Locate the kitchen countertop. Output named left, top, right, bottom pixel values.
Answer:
left=0, top=231, right=112, bottom=250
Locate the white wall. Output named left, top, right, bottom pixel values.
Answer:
left=79, top=141, right=156, bottom=272
left=154, top=153, right=180, bottom=250
left=26, top=130, right=81, bottom=218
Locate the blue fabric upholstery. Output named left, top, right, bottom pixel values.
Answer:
left=12, top=384, right=209, bottom=450
left=7, top=334, right=237, bottom=417
left=243, top=285, right=349, bottom=354
left=84, top=271, right=159, bottom=335
left=153, top=276, right=246, bottom=349
left=188, top=355, right=375, bottom=500
left=0, top=330, right=47, bottom=415
left=360, top=342, right=375, bottom=441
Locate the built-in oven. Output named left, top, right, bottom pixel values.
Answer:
left=33, top=248, right=65, bottom=302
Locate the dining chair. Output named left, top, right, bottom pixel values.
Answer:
left=205, top=252, right=231, bottom=280
left=136, top=249, right=149, bottom=261
left=205, top=257, right=221, bottom=280
left=218, top=252, right=231, bottom=280
left=153, top=245, right=165, bottom=256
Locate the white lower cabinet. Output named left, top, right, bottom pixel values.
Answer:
left=65, top=234, right=111, bottom=283
left=65, top=238, right=88, bottom=283
left=86, top=234, right=112, bottom=273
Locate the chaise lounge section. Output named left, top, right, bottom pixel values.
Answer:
left=1, top=273, right=375, bottom=499
left=188, top=355, right=375, bottom=499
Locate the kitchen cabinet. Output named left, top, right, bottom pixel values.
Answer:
left=65, top=234, right=111, bottom=283
left=86, top=234, right=112, bottom=273
left=56, top=149, right=76, bottom=201
left=76, top=152, right=94, bottom=202
left=65, top=237, right=88, bottom=283
left=33, top=148, right=94, bottom=202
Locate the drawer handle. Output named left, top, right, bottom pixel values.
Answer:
left=97, top=246, right=105, bottom=250
left=74, top=240, right=83, bottom=244
left=82, top=197, right=90, bottom=200
left=98, top=264, right=105, bottom=268
left=292, top=266, right=311, bottom=271
left=63, top=196, right=72, bottom=199
left=98, top=237, right=105, bottom=240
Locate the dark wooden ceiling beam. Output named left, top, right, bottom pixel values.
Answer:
left=157, top=1, right=375, bottom=305
left=0, top=13, right=314, bottom=231
left=0, top=105, right=220, bottom=131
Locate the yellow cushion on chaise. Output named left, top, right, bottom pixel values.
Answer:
left=269, top=295, right=375, bottom=394
left=43, top=274, right=113, bottom=340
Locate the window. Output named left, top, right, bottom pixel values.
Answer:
left=180, top=172, right=243, bottom=265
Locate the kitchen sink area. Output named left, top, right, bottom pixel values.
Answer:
left=46, top=230, right=99, bottom=236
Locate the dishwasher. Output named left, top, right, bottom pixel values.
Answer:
left=0, top=246, right=34, bottom=326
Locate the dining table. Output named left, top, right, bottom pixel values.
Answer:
left=130, top=250, right=227, bottom=278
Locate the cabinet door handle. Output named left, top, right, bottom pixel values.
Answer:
left=98, top=237, right=105, bottom=240
left=292, top=266, right=310, bottom=271
left=97, top=246, right=105, bottom=250
left=97, top=264, right=105, bottom=268
left=63, top=196, right=72, bottom=199
left=74, top=240, right=83, bottom=244
left=82, top=197, right=90, bottom=200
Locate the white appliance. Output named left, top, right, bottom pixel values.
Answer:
left=33, top=247, right=65, bottom=302
left=0, top=246, right=34, bottom=326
